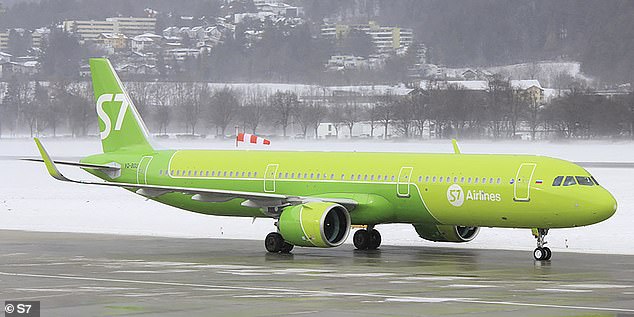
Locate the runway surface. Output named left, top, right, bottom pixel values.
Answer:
left=1, top=230, right=633, bottom=316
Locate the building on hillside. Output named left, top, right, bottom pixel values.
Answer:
left=254, top=1, right=303, bottom=17
left=0, top=51, right=11, bottom=63
left=321, top=21, right=413, bottom=54
left=130, top=33, right=162, bottom=52
left=63, top=17, right=156, bottom=42
left=31, top=27, right=50, bottom=50
left=0, top=30, right=8, bottom=51
left=95, top=33, right=129, bottom=54
left=510, top=79, right=544, bottom=103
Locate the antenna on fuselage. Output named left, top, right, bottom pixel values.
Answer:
left=452, top=139, right=461, bottom=154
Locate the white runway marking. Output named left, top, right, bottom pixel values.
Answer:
left=2, top=271, right=633, bottom=313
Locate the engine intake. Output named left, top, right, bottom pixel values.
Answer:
left=413, top=224, right=480, bottom=243
left=279, top=202, right=350, bottom=247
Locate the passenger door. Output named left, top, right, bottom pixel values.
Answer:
left=514, top=163, right=536, bottom=201
left=397, top=167, right=413, bottom=198
left=264, top=164, right=278, bottom=192
left=136, top=156, right=153, bottom=185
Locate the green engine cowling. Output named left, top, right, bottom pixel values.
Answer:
left=278, top=202, right=351, bottom=247
left=413, top=224, right=480, bottom=242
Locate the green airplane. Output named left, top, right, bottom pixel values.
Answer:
left=29, top=58, right=617, bottom=261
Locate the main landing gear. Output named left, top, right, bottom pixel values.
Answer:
left=265, top=232, right=294, bottom=253
left=532, top=228, right=552, bottom=261
left=353, top=226, right=382, bottom=250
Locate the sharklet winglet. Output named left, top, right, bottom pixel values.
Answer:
left=452, top=139, right=461, bottom=154
left=34, top=138, right=71, bottom=182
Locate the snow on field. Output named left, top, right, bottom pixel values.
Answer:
left=1, top=137, right=633, bottom=255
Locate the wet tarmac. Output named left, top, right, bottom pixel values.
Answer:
left=1, top=230, right=633, bottom=316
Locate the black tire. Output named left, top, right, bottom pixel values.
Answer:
left=280, top=241, right=294, bottom=253
left=543, top=247, right=552, bottom=260
left=533, top=247, right=546, bottom=261
left=265, top=232, right=284, bottom=253
left=353, top=229, right=369, bottom=250
left=368, top=229, right=382, bottom=250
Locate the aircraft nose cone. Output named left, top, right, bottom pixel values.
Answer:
left=594, top=190, right=617, bottom=222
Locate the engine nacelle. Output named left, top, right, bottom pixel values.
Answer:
left=279, top=202, right=350, bottom=247
left=413, top=224, right=480, bottom=243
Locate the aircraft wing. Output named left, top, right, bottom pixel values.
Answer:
left=32, top=138, right=357, bottom=210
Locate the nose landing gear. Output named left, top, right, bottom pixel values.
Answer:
left=532, top=228, right=552, bottom=261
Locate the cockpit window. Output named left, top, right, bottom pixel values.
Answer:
left=563, top=176, right=576, bottom=186
left=575, top=176, right=594, bottom=186
left=552, top=176, right=563, bottom=186
left=591, top=176, right=600, bottom=185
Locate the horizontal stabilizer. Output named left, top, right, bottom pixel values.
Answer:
left=21, top=158, right=120, bottom=170
left=575, top=162, right=634, bottom=169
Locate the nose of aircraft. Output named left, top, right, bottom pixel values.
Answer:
left=592, top=188, right=617, bottom=223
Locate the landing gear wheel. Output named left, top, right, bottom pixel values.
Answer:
left=533, top=247, right=546, bottom=261
left=265, top=232, right=284, bottom=253
left=532, top=228, right=551, bottom=261
left=353, top=229, right=370, bottom=250
left=368, top=229, right=381, bottom=250
left=280, top=241, right=294, bottom=253
left=543, top=247, right=552, bottom=260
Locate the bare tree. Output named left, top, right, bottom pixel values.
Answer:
left=341, top=101, right=360, bottom=137
left=295, top=101, right=326, bottom=139
left=376, top=93, right=395, bottom=139
left=209, top=87, right=239, bottom=136
left=270, top=91, right=298, bottom=137
left=241, top=89, right=266, bottom=134
left=328, top=105, right=345, bottom=138
left=150, top=83, right=171, bottom=135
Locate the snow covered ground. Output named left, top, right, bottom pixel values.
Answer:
left=1, top=137, right=633, bottom=255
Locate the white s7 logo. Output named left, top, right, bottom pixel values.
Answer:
left=96, top=93, right=129, bottom=139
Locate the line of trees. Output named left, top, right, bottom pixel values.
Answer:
left=1, top=76, right=633, bottom=140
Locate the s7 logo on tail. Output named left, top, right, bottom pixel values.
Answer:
left=96, top=93, right=129, bottom=139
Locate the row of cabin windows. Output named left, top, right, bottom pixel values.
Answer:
left=158, top=169, right=503, bottom=185
left=552, top=175, right=597, bottom=187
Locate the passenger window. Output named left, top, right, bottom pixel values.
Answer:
left=193, top=171, right=198, bottom=176
left=447, top=177, right=451, bottom=183
left=310, top=173, right=314, bottom=179
left=496, top=178, right=501, bottom=184
left=187, top=170, right=191, bottom=176
left=159, top=170, right=163, bottom=175
left=453, top=177, right=457, bottom=183
left=290, top=172, right=294, bottom=178
left=460, top=177, right=465, bottom=183
left=364, top=175, right=368, bottom=181
left=378, top=175, right=382, bottom=181
left=350, top=174, right=355, bottom=180
left=317, top=173, right=320, bottom=179
left=304, top=173, right=308, bottom=179
left=230, top=171, right=234, bottom=177
left=563, top=176, right=576, bottom=186
left=285, top=172, right=289, bottom=178
left=425, top=176, right=430, bottom=182
left=482, top=178, right=486, bottom=184
left=331, top=174, right=335, bottom=179
left=205, top=171, right=209, bottom=176
left=467, top=177, right=471, bottom=183
left=341, top=174, right=345, bottom=180
left=371, top=175, right=375, bottom=181
left=439, top=176, right=444, bottom=183
left=254, top=172, right=257, bottom=177
left=241, top=172, right=245, bottom=177
left=391, top=176, right=395, bottom=181
left=418, top=176, right=422, bottom=182
left=474, top=177, right=478, bottom=184
left=576, top=176, right=594, bottom=186
left=432, top=176, right=437, bottom=183
left=489, top=177, right=494, bottom=184
left=552, top=176, right=563, bottom=186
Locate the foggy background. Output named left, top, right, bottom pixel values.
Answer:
left=0, top=0, right=632, bottom=140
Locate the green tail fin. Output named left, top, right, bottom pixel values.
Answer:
left=90, top=58, right=153, bottom=153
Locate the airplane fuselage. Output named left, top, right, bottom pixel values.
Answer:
left=82, top=149, right=617, bottom=229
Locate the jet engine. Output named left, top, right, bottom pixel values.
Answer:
left=413, top=224, right=480, bottom=243
left=278, top=202, right=350, bottom=247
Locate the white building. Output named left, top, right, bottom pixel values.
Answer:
left=63, top=17, right=156, bottom=41
left=321, top=21, right=413, bottom=54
